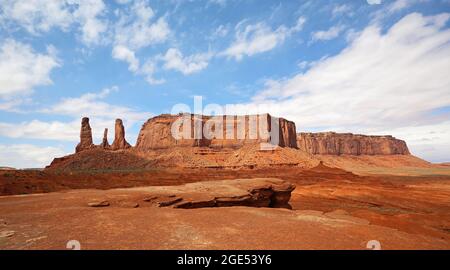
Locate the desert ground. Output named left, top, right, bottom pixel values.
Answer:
left=1, top=114, right=449, bottom=250
left=1, top=163, right=449, bottom=250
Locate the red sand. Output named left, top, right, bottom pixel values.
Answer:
left=1, top=164, right=449, bottom=249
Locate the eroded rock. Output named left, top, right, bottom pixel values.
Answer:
left=88, top=200, right=110, bottom=207
left=111, top=119, right=131, bottom=150
left=100, top=128, right=110, bottom=149
left=118, top=202, right=139, bottom=208
left=0, top=230, right=15, bottom=238
left=139, top=178, right=296, bottom=209
left=75, top=117, right=94, bottom=153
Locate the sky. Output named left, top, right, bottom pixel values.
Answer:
left=0, top=0, right=450, bottom=168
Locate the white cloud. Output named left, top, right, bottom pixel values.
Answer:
left=0, top=144, right=68, bottom=168
left=211, top=24, right=229, bottom=39
left=0, top=0, right=108, bottom=46
left=311, top=25, right=346, bottom=43
left=221, top=16, right=306, bottom=61
left=0, top=120, right=80, bottom=141
left=161, top=48, right=211, bottom=75
left=0, top=98, right=27, bottom=112
left=332, top=4, right=352, bottom=17
left=112, top=45, right=139, bottom=72
left=371, top=0, right=428, bottom=22
left=0, top=39, right=60, bottom=98
left=113, top=0, right=170, bottom=50
left=227, top=13, right=450, bottom=161
left=209, top=0, right=227, bottom=7
left=291, top=16, right=307, bottom=33
left=367, top=0, right=382, bottom=5
left=140, top=59, right=165, bottom=85
left=71, top=0, right=108, bottom=46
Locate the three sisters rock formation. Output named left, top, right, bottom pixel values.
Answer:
left=76, top=117, right=131, bottom=153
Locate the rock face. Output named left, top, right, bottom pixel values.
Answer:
left=135, top=113, right=298, bottom=150
left=111, top=119, right=131, bottom=150
left=75, top=117, right=94, bottom=153
left=297, top=132, right=410, bottom=155
left=100, top=128, right=110, bottom=149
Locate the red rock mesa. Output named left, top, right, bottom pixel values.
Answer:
left=135, top=113, right=297, bottom=150
left=297, top=132, right=410, bottom=155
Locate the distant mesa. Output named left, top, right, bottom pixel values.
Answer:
left=297, top=132, right=410, bottom=156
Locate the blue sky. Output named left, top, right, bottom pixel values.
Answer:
left=1, top=0, right=450, bottom=167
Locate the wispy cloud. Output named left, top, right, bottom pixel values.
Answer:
left=310, top=25, right=346, bottom=43
left=220, top=16, right=306, bottom=61
left=0, top=39, right=60, bottom=99
left=111, top=0, right=171, bottom=84
left=161, top=48, right=212, bottom=75
left=0, top=144, right=68, bottom=168
left=332, top=4, right=353, bottom=18
left=112, top=45, right=140, bottom=72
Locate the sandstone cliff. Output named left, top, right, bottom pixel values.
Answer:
left=297, top=132, right=410, bottom=155
left=135, top=113, right=297, bottom=150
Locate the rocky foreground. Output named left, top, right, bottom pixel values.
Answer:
left=0, top=164, right=449, bottom=249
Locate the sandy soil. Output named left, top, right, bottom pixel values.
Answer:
left=1, top=165, right=449, bottom=250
